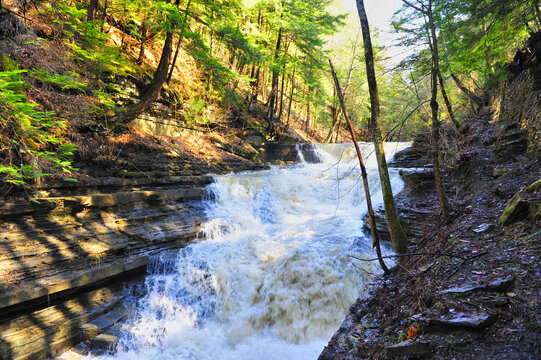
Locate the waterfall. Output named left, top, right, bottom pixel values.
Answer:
left=65, top=142, right=410, bottom=360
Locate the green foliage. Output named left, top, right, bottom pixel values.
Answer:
left=0, top=63, right=76, bottom=189
left=41, top=1, right=134, bottom=78
left=182, top=95, right=209, bottom=124
left=394, top=0, right=532, bottom=89
left=28, top=68, right=89, bottom=93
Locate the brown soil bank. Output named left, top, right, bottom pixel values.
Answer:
left=319, top=71, right=540, bottom=359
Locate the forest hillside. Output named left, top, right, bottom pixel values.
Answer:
left=0, top=0, right=540, bottom=359
left=1, top=0, right=535, bottom=198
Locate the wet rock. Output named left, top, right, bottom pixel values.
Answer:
left=364, top=205, right=437, bottom=243
left=389, top=132, right=431, bottom=168
left=89, top=333, right=119, bottom=354
left=436, top=276, right=515, bottom=295
left=0, top=287, right=123, bottom=360
left=387, top=340, right=431, bottom=358
left=0, top=257, right=147, bottom=311
left=473, top=223, right=494, bottom=233
left=424, top=313, right=497, bottom=331
left=80, top=324, right=100, bottom=340
left=499, top=178, right=541, bottom=225
left=87, top=305, right=127, bottom=334
left=481, top=296, right=508, bottom=307
left=255, top=143, right=301, bottom=164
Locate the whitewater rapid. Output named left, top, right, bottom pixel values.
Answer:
left=63, top=142, right=409, bottom=360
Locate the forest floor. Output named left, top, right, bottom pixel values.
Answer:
left=320, top=111, right=540, bottom=359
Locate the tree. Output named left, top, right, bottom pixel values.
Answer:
left=108, top=0, right=182, bottom=129
left=356, top=0, right=408, bottom=255
left=436, top=0, right=532, bottom=89
left=402, top=0, right=451, bottom=221
left=329, top=59, right=389, bottom=274
left=87, top=0, right=99, bottom=22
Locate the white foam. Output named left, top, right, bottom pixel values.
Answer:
left=59, top=142, right=409, bottom=360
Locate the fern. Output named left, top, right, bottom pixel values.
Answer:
left=0, top=65, right=77, bottom=190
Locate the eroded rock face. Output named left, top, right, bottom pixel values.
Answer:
left=0, top=180, right=207, bottom=359
left=0, top=9, right=26, bottom=39
left=491, top=68, right=541, bottom=159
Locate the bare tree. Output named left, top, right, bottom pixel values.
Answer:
left=403, top=0, right=451, bottom=220
left=329, top=59, right=389, bottom=274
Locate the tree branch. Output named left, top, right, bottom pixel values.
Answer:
left=383, top=99, right=430, bottom=141
left=349, top=251, right=488, bottom=262
left=402, top=0, right=427, bottom=14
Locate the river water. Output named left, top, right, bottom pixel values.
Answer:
left=68, top=142, right=409, bottom=360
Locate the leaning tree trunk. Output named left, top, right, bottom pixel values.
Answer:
left=438, top=72, right=459, bottom=128
left=109, top=0, right=180, bottom=129
left=450, top=73, right=484, bottom=107
left=167, top=0, right=192, bottom=84
left=356, top=0, right=408, bottom=255
left=330, top=59, right=389, bottom=274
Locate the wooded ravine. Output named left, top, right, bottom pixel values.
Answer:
left=0, top=0, right=539, bottom=359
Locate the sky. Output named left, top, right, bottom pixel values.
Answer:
left=340, top=0, right=404, bottom=33
left=338, top=0, right=415, bottom=66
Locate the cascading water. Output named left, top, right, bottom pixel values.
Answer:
left=67, top=142, right=409, bottom=360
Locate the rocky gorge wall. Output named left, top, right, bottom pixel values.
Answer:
left=491, top=67, right=541, bottom=158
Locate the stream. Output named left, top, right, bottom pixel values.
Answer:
left=64, top=142, right=409, bottom=360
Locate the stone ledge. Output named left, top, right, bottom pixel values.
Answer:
left=0, top=256, right=148, bottom=312
left=0, top=188, right=205, bottom=217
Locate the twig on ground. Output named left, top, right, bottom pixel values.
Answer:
left=446, top=251, right=489, bottom=279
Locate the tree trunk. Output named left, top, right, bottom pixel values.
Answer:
left=249, top=9, right=263, bottom=103
left=344, top=26, right=361, bottom=96
left=450, top=73, right=484, bottom=107
left=87, top=0, right=99, bottom=21
left=278, top=60, right=286, bottom=117
left=286, top=68, right=296, bottom=125
left=305, top=96, right=311, bottom=134
left=267, top=26, right=283, bottom=134
left=137, top=21, right=148, bottom=65
left=481, top=17, right=494, bottom=75
left=109, top=0, right=180, bottom=129
left=356, top=0, right=408, bottom=255
left=251, top=66, right=261, bottom=102
left=426, top=0, right=451, bottom=220
left=334, top=116, right=342, bottom=143
left=329, top=59, right=389, bottom=274
left=101, top=0, right=108, bottom=32
left=324, top=90, right=339, bottom=143
left=438, top=73, right=459, bottom=128
left=167, top=0, right=192, bottom=84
